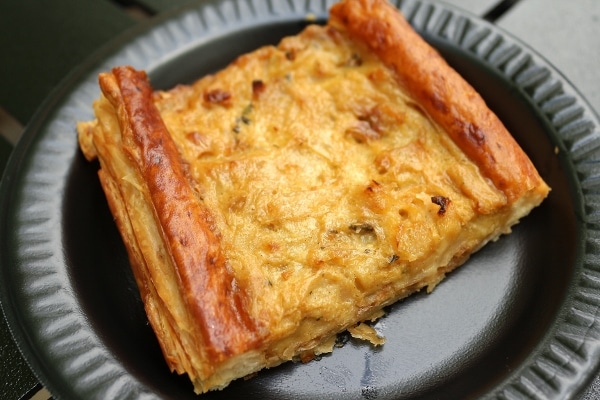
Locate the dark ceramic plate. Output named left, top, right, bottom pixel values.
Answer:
left=2, top=0, right=600, bottom=399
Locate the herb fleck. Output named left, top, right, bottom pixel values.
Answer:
left=349, top=222, right=374, bottom=233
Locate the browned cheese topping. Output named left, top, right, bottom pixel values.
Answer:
left=152, top=24, right=508, bottom=355
left=78, top=0, right=550, bottom=392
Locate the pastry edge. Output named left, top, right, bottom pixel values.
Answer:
left=76, top=0, right=551, bottom=393
left=329, top=0, right=550, bottom=206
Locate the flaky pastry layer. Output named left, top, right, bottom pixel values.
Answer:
left=77, top=0, right=549, bottom=394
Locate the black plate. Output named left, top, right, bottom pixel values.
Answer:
left=2, top=0, right=600, bottom=399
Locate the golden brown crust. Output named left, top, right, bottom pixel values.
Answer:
left=101, top=66, right=264, bottom=364
left=77, top=0, right=550, bottom=394
left=329, top=0, right=548, bottom=203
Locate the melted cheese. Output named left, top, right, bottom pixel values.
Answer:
left=78, top=0, right=551, bottom=389
left=154, top=25, right=508, bottom=354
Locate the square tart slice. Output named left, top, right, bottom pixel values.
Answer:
left=77, top=0, right=550, bottom=394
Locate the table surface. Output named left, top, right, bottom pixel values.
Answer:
left=0, top=0, right=599, bottom=399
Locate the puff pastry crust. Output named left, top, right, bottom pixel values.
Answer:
left=77, top=0, right=549, bottom=393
